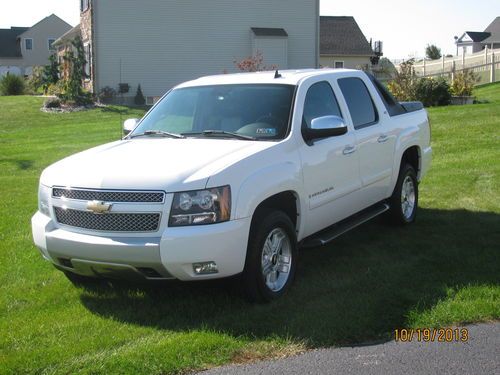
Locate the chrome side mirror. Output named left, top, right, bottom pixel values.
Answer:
left=303, top=115, right=348, bottom=143
left=123, top=118, right=139, bottom=137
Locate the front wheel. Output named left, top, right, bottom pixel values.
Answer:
left=243, top=210, right=297, bottom=302
left=387, top=163, right=419, bottom=225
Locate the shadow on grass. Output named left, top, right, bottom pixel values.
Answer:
left=0, top=159, right=34, bottom=170
left=79, top=208, right=500, bottom=347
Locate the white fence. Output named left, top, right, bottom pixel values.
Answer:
left=411, top=47, right=500, bottom=85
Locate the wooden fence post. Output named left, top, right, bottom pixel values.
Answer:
left=442, top=55, right=445, bottom=73
left=491, top=52, right=496, bottom=83
left=423, top=58, right=426, bottom=76
left=451, top=60, right=456, bottom=82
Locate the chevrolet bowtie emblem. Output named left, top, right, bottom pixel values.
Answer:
left=87, top=200, right=113, bottom=214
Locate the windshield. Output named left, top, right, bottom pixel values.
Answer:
left=131, top=84, right=296, bottom=140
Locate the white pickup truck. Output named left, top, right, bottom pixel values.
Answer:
left=32, top=69, right=431, bottom=301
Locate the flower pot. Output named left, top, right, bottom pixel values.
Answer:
left=451, top=96, right=474, bottom=105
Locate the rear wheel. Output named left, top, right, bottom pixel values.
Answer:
left=387, top=163, right=418, bottom=225
left=243, top=210, right=297, bottom=302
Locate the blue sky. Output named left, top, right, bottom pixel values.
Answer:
left=1, top=0, right=499, bottom=59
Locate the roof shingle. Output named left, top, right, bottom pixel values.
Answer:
left=320, top=16, right=374, bottom=56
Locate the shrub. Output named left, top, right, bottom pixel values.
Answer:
left=414, top=77, right=451, bottom=107
left=451, top=70, right=478, bottom=97
left=234, top=50, right=277, bottom=72
left=134, top=84, right=145, bottom=105
left=46, top=81, right=65, bottom=96
left=387, top=59, right=417, bottom=101
left=0, top=73, right=25, bottom=95
left=26, top=66, right=45, bottom=94
left=44, top=98, right=61, bottom=108
left=98, top=86, right=116, bottom=104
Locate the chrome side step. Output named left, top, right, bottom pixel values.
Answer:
left=301, top=202, right=390, bottom=249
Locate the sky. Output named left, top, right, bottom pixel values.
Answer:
left=1, top=0, right=499, bottom=60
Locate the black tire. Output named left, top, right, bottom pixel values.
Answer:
left=63, top=271, right=100, bottom=286
left=387, top=163, right=419, bottom=225
left=242, top=209, right=298, bottom=302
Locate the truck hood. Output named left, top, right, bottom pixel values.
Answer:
left=41, top=138, right=275, bottom=191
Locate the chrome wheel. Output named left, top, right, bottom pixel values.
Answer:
left=401, top=175, right=416, bottom=220
left=261, top=228, right=292, bottom=292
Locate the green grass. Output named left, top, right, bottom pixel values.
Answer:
left=1, top=87, right=499, bottom=374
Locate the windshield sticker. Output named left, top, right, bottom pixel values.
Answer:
left=256, top=128, right=277, bottom=135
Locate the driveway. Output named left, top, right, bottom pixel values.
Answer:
left=199, top=323, right=499, bottom=374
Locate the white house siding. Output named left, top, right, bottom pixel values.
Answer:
left=93, top=0, right=319, bottom=100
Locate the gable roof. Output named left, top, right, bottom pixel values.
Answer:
left=483, top=16, right=500, bottom=43
left=18, top=14, right=72, bottom=38
left=0, top=27, right=29, bottom=58
left=460, top=31, right=491, bottom=43
left=320, top=16, right=374, bottom=56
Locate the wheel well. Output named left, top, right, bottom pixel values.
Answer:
left=253, top=191, right=298, bottom=229
left=401, top=146, right=420, bottom=176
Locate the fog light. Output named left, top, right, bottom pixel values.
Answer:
left=193, top=261, right=218, bottom=275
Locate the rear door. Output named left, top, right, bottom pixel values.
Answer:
left=337, top=76, right=395, bottom=204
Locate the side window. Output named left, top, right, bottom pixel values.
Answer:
left=25, top=38, right=33, bottom=50
left=338, top=77, right=378, bottom=129
left=302, top=81, right=342, bottom=129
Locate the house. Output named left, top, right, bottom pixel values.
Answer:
left=319, top=16, right=378, bottom=70
left=0, top=14, right=72, bottom=76
left=70, top=0, right=319, bottom=104
left=455, top=16, right=500, bottom=55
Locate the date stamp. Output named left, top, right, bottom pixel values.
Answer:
left=394, top=328, right=469, bottom=343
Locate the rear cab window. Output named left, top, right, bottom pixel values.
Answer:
left=338, top=77, right=378, bottom=130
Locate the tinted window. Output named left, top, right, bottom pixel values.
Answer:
left=338, top=77, right=378, bottom=129
left=302, top=81, right=342, bottom=129
left=366, top=73, right=406, bottom=116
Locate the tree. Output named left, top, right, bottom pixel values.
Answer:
left=59, top=36, right=92, bottom=105
left=425, top=44, right=442, bottom=60
left=233, top=51, right=277, bottom=72
left=387, top=59, right=417, bottom=101
left=134, top=84, right=145, bottom=105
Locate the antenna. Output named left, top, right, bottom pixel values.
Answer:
left=274, top=69, right=282, bottom=79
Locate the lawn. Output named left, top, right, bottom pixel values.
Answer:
left=1, top=87, right=499, bottom=374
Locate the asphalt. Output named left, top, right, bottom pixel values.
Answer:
left=199, top=323, right=499, bottom=375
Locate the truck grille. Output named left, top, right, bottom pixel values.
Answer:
left=54, top=207, right=161, bottom=232
left=52, top=188, right=164, bottom=203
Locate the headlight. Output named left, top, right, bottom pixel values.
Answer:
left=169, top=186, right=231, bottom=226
left=38, top=183, right=51, bottom=217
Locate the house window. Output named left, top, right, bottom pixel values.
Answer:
left=83, top=43, right=91, bottom=78
left=80, top=0, right=89, bottom=12
left=25, top=38, right=33, bottom=50
left=48, top=38, right=56, bottom=50
left=334, top=61, right=344, bottom=69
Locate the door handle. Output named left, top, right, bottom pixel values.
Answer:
left=378, top=134, right=389, bottom=143
left=343, top=145, right=356, bottom=155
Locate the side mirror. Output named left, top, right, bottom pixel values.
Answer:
left=303, top=115, right=348, bottom=143
left=123, top=118, right=139, bottom=137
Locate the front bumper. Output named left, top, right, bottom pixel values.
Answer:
left=31, top=211, right=251, bottom=281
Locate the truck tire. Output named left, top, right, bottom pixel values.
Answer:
left=243, top=209, right=297, bottom=302
left=387, top=163, right=418, bottom=225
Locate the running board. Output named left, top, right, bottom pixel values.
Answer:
left=301, top=202, right=390, bottom=249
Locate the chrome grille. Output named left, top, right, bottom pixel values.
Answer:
left=52, top=188, right=164, bottom=203
left=54, top=207, right=161, bottom=232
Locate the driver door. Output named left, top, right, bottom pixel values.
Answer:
left=298, top=80, right=361, bottom=237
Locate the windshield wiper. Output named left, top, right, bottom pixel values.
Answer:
left=130, top=130, right=185, bottom=139
left=182, top=130, right=256, bottom=140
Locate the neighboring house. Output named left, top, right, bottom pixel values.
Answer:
left=73, top=0, right=319, bottom=104
left=0, top=14, right=72, bottom=76
left=455, top=16, right=500, bottom=55
left=320, top=16, right=378, bottom=70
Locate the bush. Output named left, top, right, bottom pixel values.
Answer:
left=134, top=84, right=145, bottom=105
left=26, top=66, right=45, bottom=94
left=98, top=86, right=116, bottom=104
left=44, top=98, right=61, bottom=108
left=0, top=73, right=25, bottom=95
left=451, top=70, right=478, bottom=97
left=46, top=81, right=65, bottom=96
left=414, top=77, right=451, bottom=107
left=387, top=59, right=417, bottom=101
